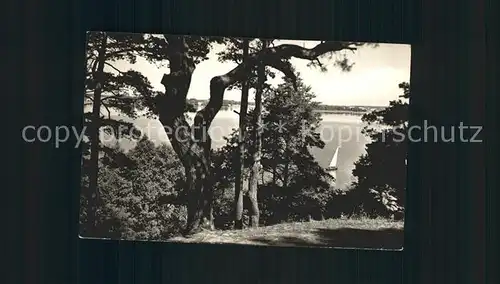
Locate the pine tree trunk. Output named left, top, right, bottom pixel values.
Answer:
left=233, top=39, right=250, bottom=229
left=247, top=39, right=268, bottom=228
left=183, top=155, right=212, bottom=234
left=87, top=33, right=107, bottom=236
left=202, top=136, right=214, bottom=230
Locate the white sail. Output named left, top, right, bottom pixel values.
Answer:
left=327, top=146, right=340, bottom=183
left=329, top=146, right=340, bottom=169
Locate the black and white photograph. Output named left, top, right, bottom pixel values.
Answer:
left=79, top=32, right=410, bottom=250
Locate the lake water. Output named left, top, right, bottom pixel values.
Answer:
left=109, top=111, right=371, bottom=189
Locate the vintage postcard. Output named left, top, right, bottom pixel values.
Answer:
left=80, top=32, right=409, bottom=250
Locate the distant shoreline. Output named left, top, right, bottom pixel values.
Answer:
left=205, top=110, right=368, bottom=119
left=312, top=109, right=368, bottom=116
left=187, top=98, right=385, bottom=114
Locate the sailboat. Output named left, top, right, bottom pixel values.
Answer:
left=326, top=145, right=340, bottom=183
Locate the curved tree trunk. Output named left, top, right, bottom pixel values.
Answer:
left=156, top=36, right=213, bottom=235
left=233, top=39, right=250, bottom=229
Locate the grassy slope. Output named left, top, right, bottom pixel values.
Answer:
left=169, top=218, right=404, bottom=250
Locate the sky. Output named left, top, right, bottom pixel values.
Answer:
left=111, top=38, right=411, bottom=107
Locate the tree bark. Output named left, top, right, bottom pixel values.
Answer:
left=202, top=135, right=215, bottom=230
left=233, top=39, right=250, bottom=229
left=247, top=39, right=268, bottom=228
left=87, top=32, right=107, bottom=236
left=156, top=39, right=360, bottom=235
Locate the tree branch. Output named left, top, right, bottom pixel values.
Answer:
left=315, top=58, right=324, bottom=67
left=104, top=62, right=124, bottom=74
left=84, top=93, right=94, bottom=101
left=101, top=92, right=140, bottom=102
left=101, top=101, right=112, bottom=119
left=86, top=52, right=97, bottom=60
left=196, top=41, right=357, bottom=130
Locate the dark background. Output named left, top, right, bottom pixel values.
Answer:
left=6, top=0, right=496, bottom=283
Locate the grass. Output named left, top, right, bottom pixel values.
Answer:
left=168, top=217, right=404, bottom=250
